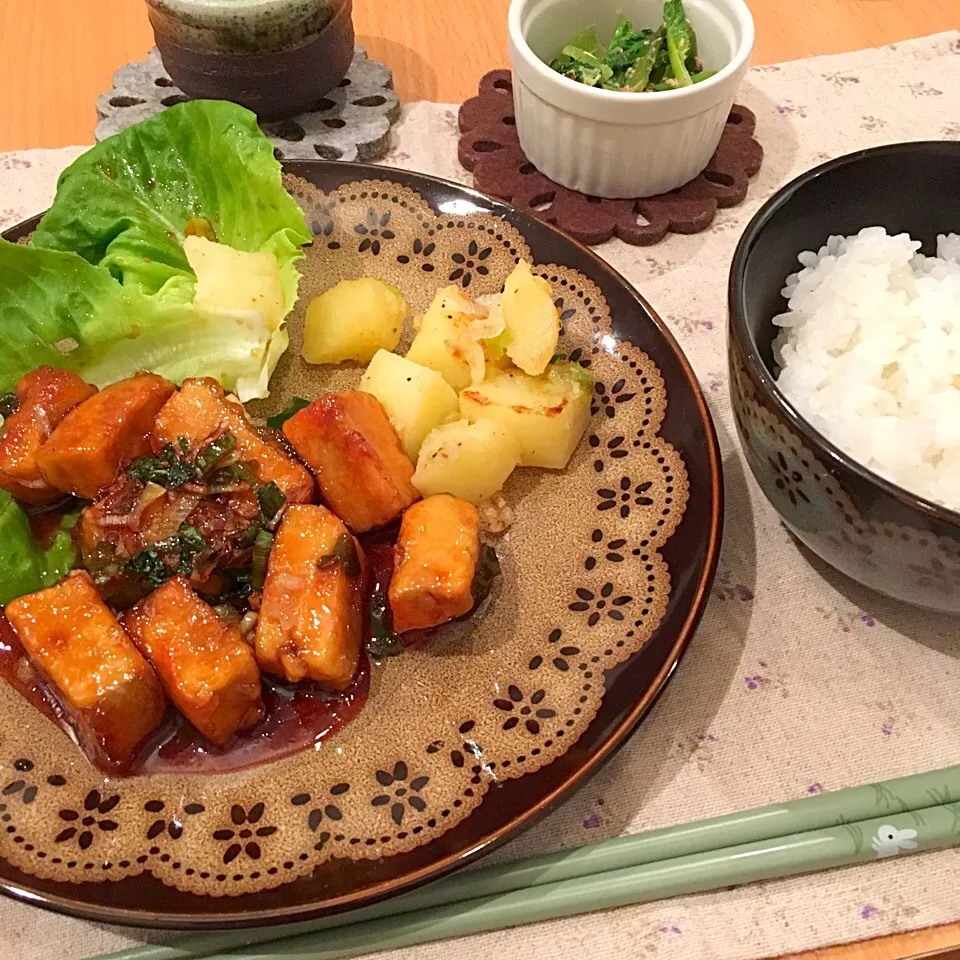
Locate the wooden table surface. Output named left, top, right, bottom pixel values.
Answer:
left=1, top=1, right=959, bottom=958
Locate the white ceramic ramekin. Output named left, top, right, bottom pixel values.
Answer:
left=507, top=0, right=754, bottom=198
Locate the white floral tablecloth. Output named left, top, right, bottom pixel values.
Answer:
left=3, top=30, right=960, bottom=960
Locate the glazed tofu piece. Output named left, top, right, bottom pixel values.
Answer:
left=152, top=377, right=314, bottom=504
left=283, top=392, right=419, bottom=532
left=389, top=495, right=480, bottom=633
left=4, top=571, right=166, bottom=770
left=0, top=367, right=97, bottom=504
left=123, top=577, right=263, bottom=745
left=256, top=505, right=366, bottom=689
left=36, top=373, right=175, bottom=500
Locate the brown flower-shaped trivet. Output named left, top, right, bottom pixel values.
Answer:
left=458, top=70, right=764, bottom=246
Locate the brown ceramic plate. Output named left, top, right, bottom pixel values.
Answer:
left=0, top=161, right=721, bottom=929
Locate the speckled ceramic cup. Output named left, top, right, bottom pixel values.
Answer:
left=145, top=0, right=355, bottom=120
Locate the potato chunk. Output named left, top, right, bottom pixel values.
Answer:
left=459, top=362, right=593, bottom=469
left=36, top=373, right=176, bottom=500
left=499, top=260, right=560, bottom=376
left=412, top=419, right=521, bottom=504
left=406, top=286, right=489, bottom=390
left=359, top=350, right=459, bottom=462
left=0, top=367, right=97, bottom=504
left=153, top=377, right=314, bottom=504
left=185, top=235, right=286, bottom=333
left=303, top=278, right=407, bottom=365
left=389, top=495, right=480, bottom=633
left=5, top=571, right=166, bottom=770
left=283, top=392, right=419, bottom=532
left=123, top=576, right=263, bottom=745
left=255, top=505, right=365, bottom=688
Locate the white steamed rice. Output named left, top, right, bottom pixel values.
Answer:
left=773, top=227, right=960, bottom=508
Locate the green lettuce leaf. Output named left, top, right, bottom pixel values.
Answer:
left=0, top=494, right=78, bottom=606
left=31, top=100, right=310, bottom=300
left=0, top=100, right=311, bottom=400
left=0, top=239, right=283, bottom=399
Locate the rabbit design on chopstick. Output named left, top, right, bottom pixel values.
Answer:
left=871, top=824, right=919, bottom=857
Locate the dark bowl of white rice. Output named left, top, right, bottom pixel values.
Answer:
left=728, top=141, right=960, bottom=611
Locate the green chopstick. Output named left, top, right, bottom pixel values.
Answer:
left=217, top=801, right=960, bottom=959
left=95, top=765, right=960, bottom=960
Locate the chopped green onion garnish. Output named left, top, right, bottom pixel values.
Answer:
left=336, top=534, right=362, bottom=577
left=195, top=432, right=236, bottom=475
left=251, top=528, right=274, bottom=589
left=176, top=523, right=208, bottom=574
left=127, top=442, right=199, bottom=488
left=316, top=532, right=362, bottom=577
left=125, top=547, right=170, bottom=588
left=266, top=396, right=311, bottom=430
left=209, top=462, right=256, bottom=486
left=256, top=481, right=286, bottom=524
left=238, top=519, right=262, bottom=547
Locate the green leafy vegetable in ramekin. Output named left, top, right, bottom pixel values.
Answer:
left=549, top=1, right=717, bottom=92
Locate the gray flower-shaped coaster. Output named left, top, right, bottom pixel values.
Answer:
left=96, top=45, right=401, bottom=162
